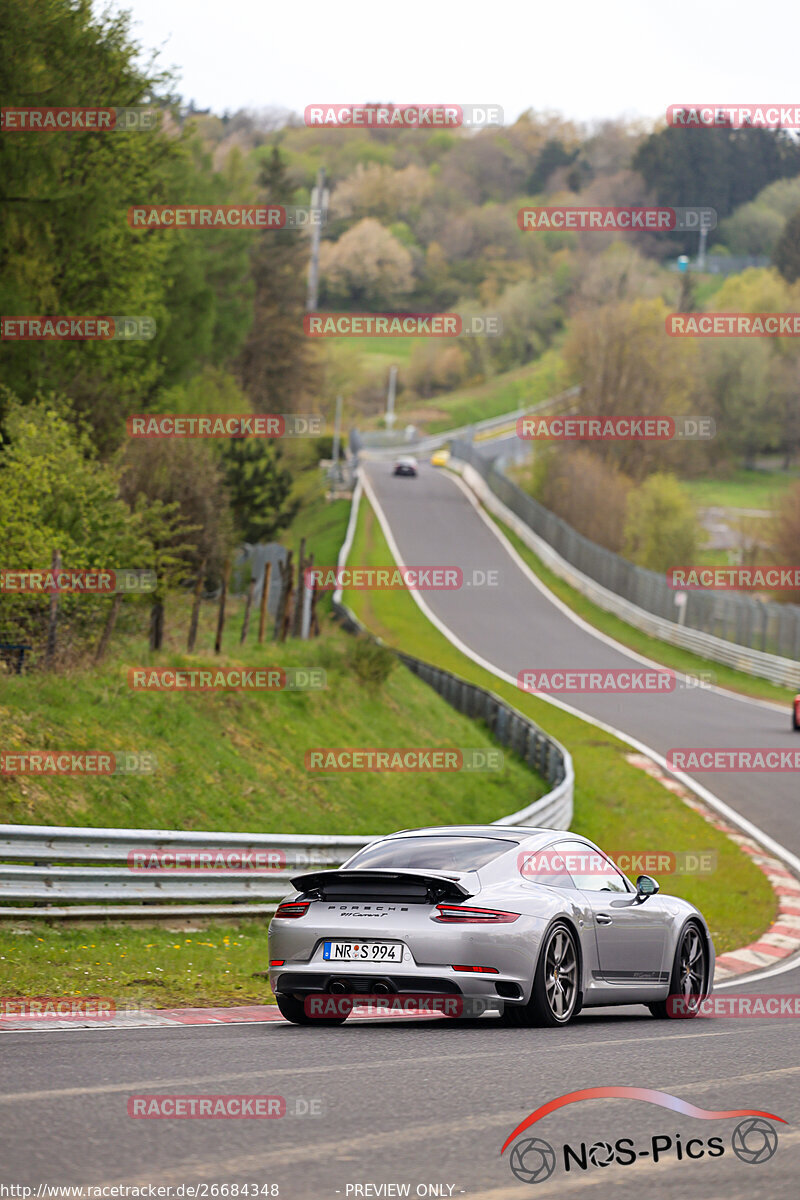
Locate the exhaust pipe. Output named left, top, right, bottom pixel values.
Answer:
left=373, top=982, right=391, bottom=994
left=330, top=980, right=348, bottom=994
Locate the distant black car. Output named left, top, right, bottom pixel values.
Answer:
left=393, top=457, right=418, bottom=477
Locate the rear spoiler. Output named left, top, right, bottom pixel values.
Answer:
left=290, top=868, right=474, bottom=902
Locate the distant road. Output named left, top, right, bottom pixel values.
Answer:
left=362, top=460, right=799, bottom=860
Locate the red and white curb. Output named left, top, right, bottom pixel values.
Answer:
left=626, top=753, right=800, bottom=980
left=0, top=1003, right=446, bottom=1032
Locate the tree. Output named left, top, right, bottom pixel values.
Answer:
left=562, top=297, right=699, bottom=479
left=221, top=438, right=297, bottom=544
left=535, top=448, right=633, bottom=553
left=632, top=126, right=800, bottom=253
left=623, top=474, right=701, bottom=572
left=773, top=207, right=800, bottom=284
left=320, top=217, right=414, bottom=308
left=0, top=391, right=160, bottom=649
left=237, top=147, right=320, bottom=412
left=117, top=437, right=234, bottom=580
left=772, top=483, right=800, bottom=603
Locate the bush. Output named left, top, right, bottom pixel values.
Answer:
left=349, top=636, right=396, bottom=687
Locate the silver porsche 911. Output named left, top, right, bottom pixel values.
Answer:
left=268, top=826, right=714, bottom=1026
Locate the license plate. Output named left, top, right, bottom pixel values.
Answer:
left=323, top=941, right=403, bottom=963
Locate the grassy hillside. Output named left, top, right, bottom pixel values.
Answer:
left=0, top=601, right=546, bottom=833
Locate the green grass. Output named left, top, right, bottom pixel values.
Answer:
left=0, top=922, right=275, bottom=1009
left=683, top=469, right=798, bottom=512
left=422, top=349, right=567, bottom=433
left=483, top=507, right=795, bottom=706
left=1, top=573, right=550, bottom=1006
left=344, top=498, right=777, bottom=957
left=0, top=604, right=543, bottom=832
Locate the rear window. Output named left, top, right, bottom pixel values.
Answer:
left=346, top=835, right=517, bottom=872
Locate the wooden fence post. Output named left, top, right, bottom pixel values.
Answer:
left=187, top=557, right=207, bottom=652
left=94, top=593, right=123, bottom=664
left=258, top=561, right=271, bottom=644
left=240, top=577, right=255, bottom=644
left=214, top=558, right=231, bottom=654
left=273, top=551, right=293, bottom=641
left=291, top=538, right=306, bottom=638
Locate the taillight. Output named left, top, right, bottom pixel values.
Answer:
left=274, top=901, right=310, bottom=919
left=433, top=904, right=519, bottom=923
left=452, top=964, right=499, bottom=973
left=269, top=959, right=285, bottom=966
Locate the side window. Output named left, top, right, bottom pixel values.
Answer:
left=555, top=841, right=631, bottom=894
left=518, top=843, right=575, bottom=889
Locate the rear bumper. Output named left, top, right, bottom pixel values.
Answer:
left=270, top=964, right=525, bottom=1004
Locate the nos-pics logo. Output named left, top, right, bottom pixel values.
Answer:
left=501, top=1087, right=784, bottom=1184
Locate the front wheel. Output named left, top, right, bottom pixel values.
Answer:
left=275, top=992, right=350, bottom=1026
left=501, top=921, right=580, bottom=1028
left=649, top=922, right=708, bottom=1019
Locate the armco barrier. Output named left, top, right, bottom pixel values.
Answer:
left=0, top=828, right=373, bottom=918
left=452, top=442, right=800, bottom=690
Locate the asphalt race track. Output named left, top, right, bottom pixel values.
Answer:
left=1, top=990, right=799, bottom=1198
left=362, top=461, right=800, bottom=860
left=2, top=459, right=799, bottom=1199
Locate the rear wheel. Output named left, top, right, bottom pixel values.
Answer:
left=500, top=921, right=579, bottom=1028
left=649, top=922, right=708, bottom=1019
left=275, top=992, right=351, bottom=1026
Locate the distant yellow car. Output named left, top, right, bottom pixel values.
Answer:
left=430, top=448, right=450, bottom=467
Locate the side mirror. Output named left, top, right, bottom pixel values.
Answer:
left=635, top=874, right=660, bottom=902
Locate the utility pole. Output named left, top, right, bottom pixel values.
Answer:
left=331, top=394, right=343, bottom=484
left=306, top=167, right=329, bottom=312
left=697, top=225, right=708, bottom=271
left=385, top=364, right=398, bottom=431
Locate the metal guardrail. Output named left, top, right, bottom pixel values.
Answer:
left=0, top=429, right=576, bottom=922
left=352, top=387, right=581, bottom=461
left=452, top=448, right=800, bottom=690
left=0, top=828, right=374, bottom=918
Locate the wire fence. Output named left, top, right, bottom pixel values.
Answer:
left=453, top=440, right=800, bottom=666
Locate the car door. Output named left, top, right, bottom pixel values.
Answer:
left=555, top=840, right=670, bottom=985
